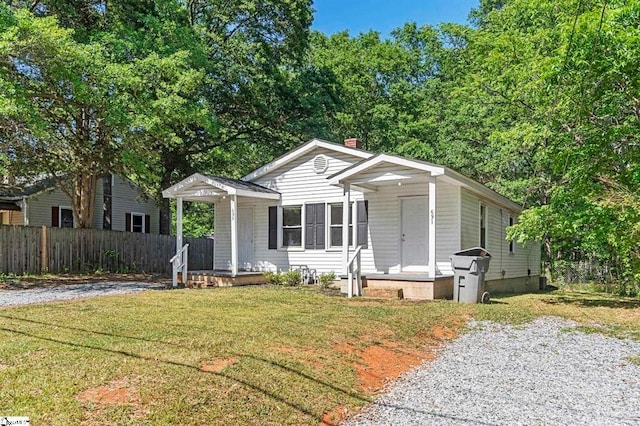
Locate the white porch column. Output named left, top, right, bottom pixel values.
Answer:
left=342, top=183, right=351, bottom=295
left=212, top=203, right=216, bottom=271
left=176, top=197, right=183, bottom=252
left=428, top=175, right=437, bottom=278
left=21, top=196, right=29, bottom=226
left=230, top=194, right=238, bottom=277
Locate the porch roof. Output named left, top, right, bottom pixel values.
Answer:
left=328, top=153, right=522, bottom=212
left=162, top=173, right=280, bottom=203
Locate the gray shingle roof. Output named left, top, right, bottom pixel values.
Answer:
left=201, top=174, right=279, bottom=195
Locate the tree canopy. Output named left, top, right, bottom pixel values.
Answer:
left=1, top=0, right=638, bottom=294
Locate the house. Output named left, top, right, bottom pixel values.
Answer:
left=0, top=175, right=160, bottom=233
left=162, top=138, right=541, bottom=298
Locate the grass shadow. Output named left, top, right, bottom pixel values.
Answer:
left=543, top=293, right=640, bottom=309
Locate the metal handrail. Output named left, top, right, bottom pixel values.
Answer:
left=170, top=243, right=190, bottom=288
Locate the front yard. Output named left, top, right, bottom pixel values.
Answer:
left=0, top=283, right=638, bottom=425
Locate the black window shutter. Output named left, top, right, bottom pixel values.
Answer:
left=305, top=204, right=315, bottom=249
left=268, top=206, right=277, bottom=249
left=145, top=214, right=151, bottom=234
left=125, top=213, right=131, bottom=232
left=305, top=203, right=325, bottom=250
left=51, top=206, right=59, bottom=227
left=357, top=200, right=368, bottom=249
left=315, top=203, right=325, bottom=249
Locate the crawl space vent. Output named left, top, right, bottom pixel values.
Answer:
left=312, top=154, right=329, bottom=174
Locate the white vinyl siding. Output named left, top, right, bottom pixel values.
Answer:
left=460, top=189, right=540, bottom=281
left=362, top=180, right=459, bottom=275
left=247, top=148, right=366, bottom=273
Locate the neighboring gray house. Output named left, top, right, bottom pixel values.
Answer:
left=0, top=175, right=160, bottom=233
left=163, top=138, right=541, bottom=298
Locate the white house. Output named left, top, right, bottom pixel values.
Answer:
left=163, top=138, right=541, bottom=298
left=0, top=175, right=160, bottom=233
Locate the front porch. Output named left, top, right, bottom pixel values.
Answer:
left=179, top=270, right=267, bottom=288
left=341, top=273, right=454, bottom=300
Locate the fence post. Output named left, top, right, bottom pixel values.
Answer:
left=41, top=226, right=48, bottom=273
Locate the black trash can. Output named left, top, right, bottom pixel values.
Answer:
left=450, top=248, right=491, bottom=304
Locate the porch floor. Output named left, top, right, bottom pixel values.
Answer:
left=181, top=270, right=267, bottom=288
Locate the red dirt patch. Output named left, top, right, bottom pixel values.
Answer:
left=356, top=342, right=430, bottom=392
left=321, top=404, right=348, bottom=426
left=334, top=322, right=465, bottom=393
left=200, top=356, right=239, bottom=373
left=77, top=378, right=140, bottom=406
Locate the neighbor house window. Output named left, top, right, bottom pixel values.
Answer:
left=282, top=206, right=302, bottom=247
left=329, top=203, right=352, bottom=247
left=509, top=216, right=514, bottom=253
left=125, top=212, right=150, bottom=233
left=131, top=213, right=144, bottom=233
left=480, top=204, right=487, bottom=249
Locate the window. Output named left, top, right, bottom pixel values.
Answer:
left=132, top=213, right=144, bottom=233
left=126, top=212, right=150, bottom=233
left=480, top=204, right=487, bottom=249
left=329, top=203, right=353, bottom=247
left=282, top=206, right=302, bottom=247
left=51, top=206, right=73, bottom=228
left=509, top=216, right=514, bottom=253
left=305, top=203, right=325, bottom=249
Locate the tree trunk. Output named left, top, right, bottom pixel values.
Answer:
left=103, top=174, right=112, bottom=230
left=72, top=171, right=98, bottom=228
left=159, top=171, right=172, bottom=235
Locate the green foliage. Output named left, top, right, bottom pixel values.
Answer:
left=262, top=271, right=283, bottom=286
left=318, top=271, right=337, bottom=288
left=281, top=270, right=302, bottom=287
left=263, top=270, right=303, bottom=286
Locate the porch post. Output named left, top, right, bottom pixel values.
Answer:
left=21, top=196, right=29, bottom=226
left=342, top=183, right=351, bottom=296
left=230, top=194, right=238, bottom=277
left=212, top=203, right=216, bottom=271
left=176, top=197, right=183, bottom=252
left=428, top=175, right=437, bottom=278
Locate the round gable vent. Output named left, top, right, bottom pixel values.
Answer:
left=312, top=154, right=329, bottom=174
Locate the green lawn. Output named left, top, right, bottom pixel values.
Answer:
left=0, top=285, right=638, bottom=425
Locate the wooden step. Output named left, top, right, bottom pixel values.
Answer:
left=363, top=287, right=404, bottom=299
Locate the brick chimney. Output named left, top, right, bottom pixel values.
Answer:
left=344, top=138, right=362, bottom=149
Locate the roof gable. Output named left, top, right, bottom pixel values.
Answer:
left=162, top=173, right=280, bottom=201
left=242, top=138, right=372, bottom=182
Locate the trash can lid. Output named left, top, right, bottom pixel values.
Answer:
left=452, top=247, right=491, bottom=257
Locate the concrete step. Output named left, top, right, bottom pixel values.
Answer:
left=363, top=287, right=404, bottom=299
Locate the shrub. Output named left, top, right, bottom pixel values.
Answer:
left=263, top=271, right=283, bottom=286
left=318, top=271, right=337, bottom=288
left=281, top=270, right=302, bottom=287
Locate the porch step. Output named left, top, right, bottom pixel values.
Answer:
left=362, top=287, right=404, bottom=299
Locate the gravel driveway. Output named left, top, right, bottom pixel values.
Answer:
left=0, top=282, right=165, bottom=307
left=345, top=317, right=640, bottom=426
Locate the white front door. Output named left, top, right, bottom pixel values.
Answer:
left=401, top=197, right=428, bottom=272
left=238, top=207, right=254, bottom=270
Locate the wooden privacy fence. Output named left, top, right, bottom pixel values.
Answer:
left=0, top=225, right=214, bottom=275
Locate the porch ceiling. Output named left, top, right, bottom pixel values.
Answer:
left=162, top=173, right=280, bottom=203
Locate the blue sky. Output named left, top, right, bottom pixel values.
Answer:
left=312, top=0, right=479, bottom=37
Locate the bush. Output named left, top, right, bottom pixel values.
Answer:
left=281, top=270, right=302, bottom=287
left=318, top=271, right=337, bottom=288
left=263, top=271, right=283, bottom=286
